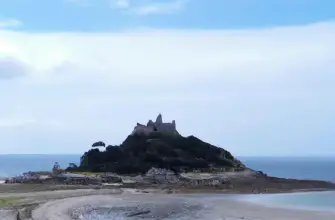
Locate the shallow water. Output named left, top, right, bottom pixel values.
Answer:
left=239, top=191, right=335, bottom=212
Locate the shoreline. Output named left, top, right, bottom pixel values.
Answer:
left=1, top=170, right=335, bottom=219
left=1, top=182, right=334, bottom=194
left=236, top=190, right=335, bottom=213
left=31, top=192, right=335, bottom=220
left=0, top=186, right=334, bottom=219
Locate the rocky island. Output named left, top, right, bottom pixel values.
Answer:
left=74, top=113, right=244, bottom=175
left=65, top=114, right=335, bottom=194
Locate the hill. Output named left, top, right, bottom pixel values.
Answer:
left=71, top=133, right=245, bottom=174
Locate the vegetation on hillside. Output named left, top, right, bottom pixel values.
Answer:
left=68, top=133, right=244, bottom=174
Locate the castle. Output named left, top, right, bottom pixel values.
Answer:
left=131, top=114, right=179, bottom=136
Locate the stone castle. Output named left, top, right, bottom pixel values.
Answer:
left=131, top=114, right=179, bottom=136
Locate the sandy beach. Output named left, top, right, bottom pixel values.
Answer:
left=1, top=185, right=334, bottom=220
left=2, top=169, right=335, bottom=220
left=31, top=192, right=335, bottom=220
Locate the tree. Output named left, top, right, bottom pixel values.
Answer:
left=68, top=163, right=78, bottom=169
left=92, top=141, right=106, bottom=148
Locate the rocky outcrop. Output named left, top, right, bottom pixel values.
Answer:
left=142, top=168, right=180, bottom=184
left=101, top=173, right=122, bottom=183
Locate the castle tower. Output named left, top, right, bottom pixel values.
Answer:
left=155, top=113, right=163, bottom=125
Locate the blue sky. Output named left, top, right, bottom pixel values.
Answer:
left=0, top=0, right=335, bottom=156
left=1, top=0, right=335, bottom=31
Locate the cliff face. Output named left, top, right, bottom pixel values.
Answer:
left=76, top=133, right=245, bottom=174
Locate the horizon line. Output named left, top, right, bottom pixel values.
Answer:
left=0, top=154, right=334, bottom=158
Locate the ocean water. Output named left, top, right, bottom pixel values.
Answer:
left=240, top=157, right=335, bottom=182
left=239, top=157, right=335, bottom=212
left=0, top=154, right=80, bottom=178
left=239, top=191, right=335, bottom=212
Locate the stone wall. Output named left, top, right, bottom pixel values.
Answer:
left=131, top=123, right=155, bottom=135
left=156, top=123, right=176, bottom=133
left=131, top=114, right=178, bottom=136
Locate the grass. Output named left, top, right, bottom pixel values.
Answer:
left=0, top=198, right=21, bottom=207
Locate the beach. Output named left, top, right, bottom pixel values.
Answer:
left=31, top=192, right=335, bottom=220
left=1, top=156, right=335, bottom=219
left=0, top=184, right=335, bottom=220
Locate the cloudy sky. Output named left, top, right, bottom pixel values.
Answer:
left=0, top=0, right=334, bottom=156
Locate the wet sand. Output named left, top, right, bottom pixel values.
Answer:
left=1, top=183, right=335, bottom=219
left=31, top=192, right=335, bottom=220
left=0, top=188, right=123, bottom=220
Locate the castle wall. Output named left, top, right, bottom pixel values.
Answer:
left=131, top=114, right=178, bottom=136
left=156, top=123, right=176, bottom=133
left=131, top=124, right=154, bottom=135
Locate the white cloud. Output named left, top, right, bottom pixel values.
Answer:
left=67, top=0, right=186, bottom=15
left=0, top=19, right=23, bottom=29
left=65, top=0, right=95, bottom=6
left=109, top=0, right=187, bottom=15
left=2, top=22, right=334, bottom=85
left=111, top=0, right=130, bottom=9
left=131, top=0, right=186, bottom=15
left=0, top=118, right=36, bottom=128
left=0, top=21, right=334, bottom=155
left=0, top=58, right=29, bottom=79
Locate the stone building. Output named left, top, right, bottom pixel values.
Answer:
left=131, top=114, right=179, bottom=136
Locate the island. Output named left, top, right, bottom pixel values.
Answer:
left=64, top=114, right=334, bottom=194
left=74, top=113, right=244, bottom=174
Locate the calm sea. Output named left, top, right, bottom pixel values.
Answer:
left=239, top=157, right=335, bottom=182
left=239, top=157, right=335, bottom=212
left=0, top=155, right=334, bottom=211
left=0, top=154, right=80, bottom=178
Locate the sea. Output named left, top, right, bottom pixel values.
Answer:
left=241, top=157, right=335, bottom=212
left=0, top=155, right=334, bottom=211
left=0, top=154, right=81, bottom=178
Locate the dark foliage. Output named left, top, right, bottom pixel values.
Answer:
left=70, top=133, right=244, bottom=174
left=92, top=141, right=106, bottom=148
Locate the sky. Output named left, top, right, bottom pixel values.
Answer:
left=0, top=0, right=334, bottom=156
